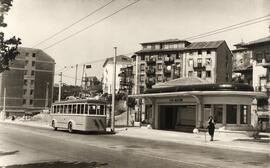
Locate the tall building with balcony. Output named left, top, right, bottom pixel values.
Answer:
left=134, top=39, right=232, bottom=93
left=118, top=65, right=134, bottom=95
left=133, top=39, right=232, bottom=123
left=102, top=55, right=132, bottom=94
left=0, top=47, right=55, bottom=117
left=241, top=36, right=270, bottom=129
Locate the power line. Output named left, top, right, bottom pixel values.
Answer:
left=42, top=0, right=141, bottom=50
left=32, top=0, right=115, bottom=48
left=188, top=18, right=270, bottom=41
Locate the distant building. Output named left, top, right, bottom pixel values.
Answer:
left=0, top=47, right=55, bottom=117
left=81, top=76, right=102, bottom=96
left=118, top=64, right=134, bottom=95
left=102, top=55, right=132, bottom=94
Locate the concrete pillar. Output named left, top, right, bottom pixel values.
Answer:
left=237, top=105, right=240, bottom=125
left=222, top=104, right=226, bottom=125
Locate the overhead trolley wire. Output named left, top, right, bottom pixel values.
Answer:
left=42, top=0, right=141, bottom=50
left=32, top=0, right=115, bottom=48
left=185, top=14, right=270, bottom=41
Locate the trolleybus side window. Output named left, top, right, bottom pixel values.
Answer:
left=64, top=105, right=67, bottom=113
left=97, top=105, right=100, bottom=115
left=68, top=105, right=72, bottom=114
left=72, top=104, right=76, bottom=114
left=89, top=105, right=96, bottom=115
left=80, top=104, right=84, bottom=114
left=85, top=104, right=89, bottom=114
left=100, top=105, right=104, bottom=115
left=53, top=106, right=56, bottom=113
left=77, top=104, right=81, bottom=114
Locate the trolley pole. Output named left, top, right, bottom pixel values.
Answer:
left=58, top=72, right=62, bottom=102
left=111, top=47, right=117, bottom=132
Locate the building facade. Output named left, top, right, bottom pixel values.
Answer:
left=133, top=39, right=232, bottom=123
left=102, top=55, right=132, bottom=94
left=0, top=47, right=55, bottom=117
left=118, top=64, right=134, bottom=95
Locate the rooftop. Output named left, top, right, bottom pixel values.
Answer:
left=140, top=39, right=190, bottom=45
left=102, top=55, right=132, bottom=67
left=184, top=40, right=225, bottom=50
left=242, top=36, right=270, bottom=47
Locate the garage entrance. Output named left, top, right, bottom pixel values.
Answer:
left=159, top=105, right=196, bottom=132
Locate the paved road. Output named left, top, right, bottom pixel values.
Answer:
left=0, top=123, right=269, bottom=168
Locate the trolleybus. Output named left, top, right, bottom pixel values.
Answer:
left=50, top=99, right=107, bottom=133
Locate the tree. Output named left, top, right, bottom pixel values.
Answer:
left=0, top=0, right=21, bottom=73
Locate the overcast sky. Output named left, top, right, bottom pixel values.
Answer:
left=3, top=0, right=270, bottom=85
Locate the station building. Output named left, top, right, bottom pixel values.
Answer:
left=129, top=78, right=266, bottom=131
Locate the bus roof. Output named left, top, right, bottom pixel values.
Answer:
left=53, top=99, right=108, bottom=105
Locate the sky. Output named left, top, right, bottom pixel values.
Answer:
left=3, top=0, right=270, bottom=85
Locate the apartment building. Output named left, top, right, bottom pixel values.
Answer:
left=134, top=39, right=232, bottom=94
left=0, top=47, right=55, bottom=117
left=102, top=55, right=132, bottom=94
left=118, top=64, right=134, bottom=95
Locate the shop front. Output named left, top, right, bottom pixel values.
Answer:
left=130, top=83, right=266, bottom=131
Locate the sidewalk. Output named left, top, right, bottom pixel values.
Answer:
left=1, top=119, right=269, bottom=154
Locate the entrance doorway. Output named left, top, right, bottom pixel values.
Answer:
left=159, top=105, right=196, bottom=131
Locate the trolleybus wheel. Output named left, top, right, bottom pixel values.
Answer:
left=68, top=122, right=73, bottom=133
left=52, top=121, right=57, bottom=131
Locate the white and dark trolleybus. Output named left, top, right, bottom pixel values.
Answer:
left=50, top=99, right=107, bottom=133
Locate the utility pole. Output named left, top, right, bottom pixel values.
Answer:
left=75, top=64, right=78, bottom=86
left=81, top=64, right=85, bottom=88
left=111, top=47, right=117, bottom=132
left=58, top=72, right=62, bottom=102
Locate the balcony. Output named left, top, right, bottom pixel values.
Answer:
left=146, top=59, right=156, bottom=66
left=193, top=64, right=206, bottom=71
left=146, top=68, right=156, bottom=77
left=146, top=80, right=155, bottom=89
left=164, top=59, right=174, bottom=65
left=163, top=69, right=171, bottom=77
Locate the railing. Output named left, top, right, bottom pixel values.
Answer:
left=146, top=59, right=156, bottom=66
left=164, top=59, right=174, bottom=65
left=146, top=68, right=156, bottom=77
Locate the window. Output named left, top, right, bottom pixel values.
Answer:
left=72, top=105, right=77, bottom=114
left=77, top=104, right=81, bottom=114
left=256, top=53, right=263, bottom=63
left=100, top=105, right=105, bottom=115
left=80, top=104, right=84, bottom=114
left=197, top=71, right=202, bottom=78
left=25, top=60, right=29, bottom=65
left=197, top=58, right=202, bottom=67
left=176, top=53, right=181, bottom=59
left=89, top=105, right=96, bottom=114
left=140, top=64, right=145, bottom=71
left=32, top=61, right=35, bottom=66
left=97, top=105, right=101, bottom=115
left=30, top=99, right=33, bottom=105
left=188, top=71, right=193, bottom=77
left=207, top=50, right=211, bottom=55
left=158, top=55, right=163, bottom=60
left=213, top=105, right=223, bottom=123
left=24, top=80, right=27, bottom=85
left=23, top=99, right=26, bottom=105
left=31, top=71, right=35, bottom=76
left=23, top=89, right=27, bottom=95
left=31, top=80, right=34, bottom=85
left=157, top=75, right=163, bottom=82
left=206, top=71, right=211, bottom=78
left=155, top=44, right=160, bottom=49
left=226, top=105, right=237, bottom=124
left=85, top=104, right=89, bottom=114
left=139, top=86, right=144, bottom=93
left=240, top=105, right=248, bottom=124
left=188, top=59, right=193, bottom=67
left=198, top=50, right=202, bottom=55
left=140, top=75, right=145, bottom=82
left=157, top=63, right=162, bottom=70
left=206, top=58, right=211, bottom=66
left=24, top=70, right=27, bottom=75
left=141, top=55, right=145, bottom=61
left=32, top=53, right=36, bottom=57
left=30, top=90, right=33, bottom=95
left=68, top=105, right=72, bottom=114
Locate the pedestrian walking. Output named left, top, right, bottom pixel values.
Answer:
left=207, top=116, right=215, bottom=141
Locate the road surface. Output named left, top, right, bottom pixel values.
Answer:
left=0, top=123, right=269, bottom=168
